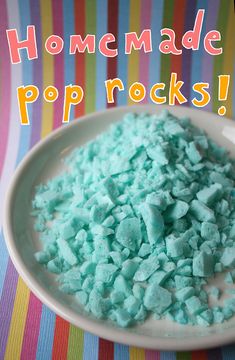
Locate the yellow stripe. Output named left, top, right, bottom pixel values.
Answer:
left=129, top=346, right=145, bottom=360
left=40, top=0, right=54, bottom=138
left=67, top=325, right=84, bottom=360
left=222, top=2, right=234, bottom=118
left=127, top=0, right=141, bottom=105
left=4, top=278, right=30, bottom=360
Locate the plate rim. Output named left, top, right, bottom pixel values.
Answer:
left=3, top=104, right=235, bottom=351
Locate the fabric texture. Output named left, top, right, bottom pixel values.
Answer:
left=0, top=0, right=234, bottom=359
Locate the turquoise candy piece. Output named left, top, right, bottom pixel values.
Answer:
left=139, top=203, right=164, bottom=244
left=32, top=111, right=235, bottom=328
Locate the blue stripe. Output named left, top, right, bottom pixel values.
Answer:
left=83, top=332, right=99, bottom=360
left=149, top=0, right=164, bottom=90
left=190, top=0, right=208, bottom=102
left=63, top=0, right=75, bottom=120
left=36, top=305, right=56, bottom=360
left=96, top=0, right=108, bottom=110
left=222, top=344, right=235, bottom=360
left=117, top=0, right=130, bottom=106
left=17, top=0, right=32, bottom=162
left=0, top=231, right=9, bottom=298
left=114, top=343, right=129, bottom=360
left=160, top=351, right=176, bottom=360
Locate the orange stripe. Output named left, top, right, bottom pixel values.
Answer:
left=192, top=350, right=208, bottom=360
left=52, top=316, right=70, bottom=360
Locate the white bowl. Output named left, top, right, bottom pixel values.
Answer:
left=3, top=105, right=235, bottom=351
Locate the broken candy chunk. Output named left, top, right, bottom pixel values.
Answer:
left=193, top=251, right=214, bottom=277
left=190, top=200, right=215, bottom=223
left=95, top=263, right=118, bottom=284
left=146, top=144, right=169, bottom=165
left=116, top=217, right=142, bottom=251
left=220, top=247, right=235, bottom=268
left=57, top=238, right=77, bottom=266
left=186, top=141, right=202, bottom=164
left=201, top=222, right=220, bottom=243
left=139, top=203, right=164, bottom=244
left=134, top=256, right=160, bottom=282
left=164, top=200, right=189, bottom=223
left=166, top=235, right=185, bottom=258
left=144, top=282, right=172, bottom=314
left=196, top=183, right=222, bottom=206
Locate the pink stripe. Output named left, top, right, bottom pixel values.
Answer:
left=0, top=0, right=11, bottom=176
left=145, top=349, right=161, bottom=360
left=139, top=0, right=151, bottom=103
left=52, top=0, right=64, bottom=130
left=20, top=293, right=42, bottom=360
left=201, top=0, right=220, bottom=111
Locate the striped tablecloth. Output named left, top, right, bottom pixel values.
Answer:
left=0, top=0, right=234, bottom=359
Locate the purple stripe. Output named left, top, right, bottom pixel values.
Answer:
left=207, top=348, right=223, bottom=360
left=201, top=0, right=220, bottom=111
left=30, top=0, right=42, bottom=146
left=182, top=0, right=197, bottom=104
left=0, top=260, right=19, bottom=359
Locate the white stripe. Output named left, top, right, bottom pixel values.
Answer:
left=0, top=0, right=22, bottom=224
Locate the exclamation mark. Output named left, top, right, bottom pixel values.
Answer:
left=218, top=75, right=230, bottom=116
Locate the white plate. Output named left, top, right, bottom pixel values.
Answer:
left=3, top=105, right=235, bottom=351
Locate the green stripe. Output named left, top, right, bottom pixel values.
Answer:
left=85, top=0, right=97, bottom=114
left=212, top=0, right=230, bottom=113
left=67, top=325, right=84, bottom=360
left=176, top=352, right=191, bottom=360
left=160, top=0, right=175, bottom=94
